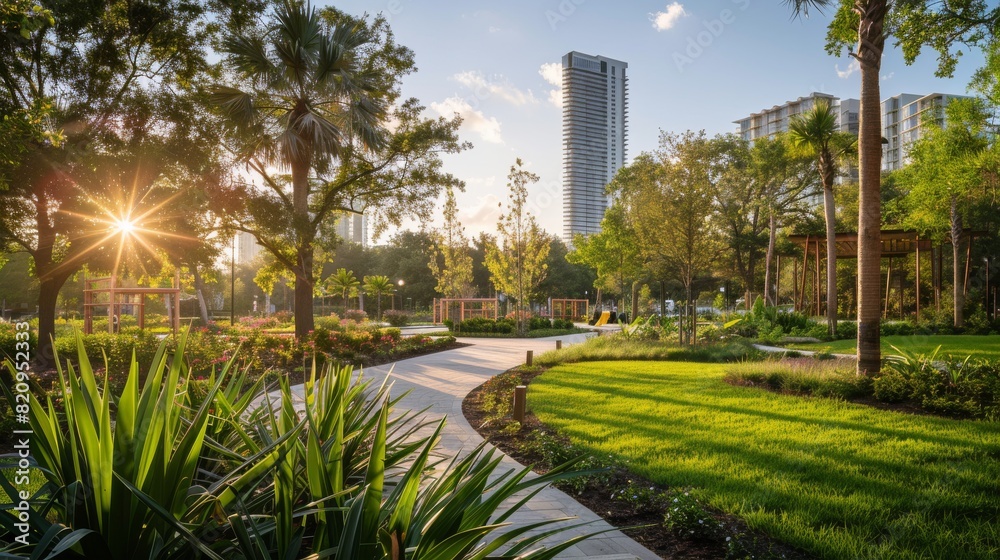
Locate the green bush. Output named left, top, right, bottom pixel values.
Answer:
left=872, top=372, right=910, bottom=402
left=879, top=346, right=1000, bottom=418
left=314, top=313, right=343, bottom=330
left=454, top=317, right=515, bottom=334
left=552, top=318, right=575, bottom=329
left=0, top=321, right=38, bottom=362
left=382, top=309, right=409, bottom=327
left=343, top=309, right=368, bottom=322
left=0, top=330, right=595, bottom=559
left=529, top=316, right=552, bottom=330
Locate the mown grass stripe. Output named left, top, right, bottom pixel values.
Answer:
left=529, top=361, right=1000, bottom=560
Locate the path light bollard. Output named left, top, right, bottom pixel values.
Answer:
left=513, top=385, right=527, bottom=423
left=556, top=340, right=562, bottom=350
left=526, top=350, right=533, bottom=367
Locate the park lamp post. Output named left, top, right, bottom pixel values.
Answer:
left=397, top=279, right=404, bottom=311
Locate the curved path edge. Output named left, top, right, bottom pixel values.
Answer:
left=293, top=333, right=660, bottom=559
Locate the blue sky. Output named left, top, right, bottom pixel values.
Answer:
left=321, top=1, right=983, bottom=241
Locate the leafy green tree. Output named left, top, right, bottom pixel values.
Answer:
left=212, top=1, right=466, bottom=339
left=901, top=99, right=993, bottom=327
left=787, top=0, right=1000, bottom=373
left=428, top=186, right=475, bottom=298
left=789, top=99, right=856, bottom=335
left=327, top=268, right=360, bottom=315
left=612, top=133, right=724, bottom=344
left=470, top=232, right=496, bottom=298
left=0, top=0, right=234, bottom=366
left=485, top=159, right=550, bottom=334
left=539, top=234, right=596, bottom=300
left=370, top=230, right=437, bottom=309
left=567, top=203, right=643, bottom=309
left=363, top=274, right=394, bottom=320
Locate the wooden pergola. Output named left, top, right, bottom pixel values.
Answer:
left=83, top=272, right=181, bottom=334
left=786, top=229, right=983, bottom=320
left=432, top=298, right=499, bottom=324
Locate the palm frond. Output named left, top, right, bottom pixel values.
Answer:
left=210, top=86, right=258, bottom=129
left=783, top=0, right=836, bottom=18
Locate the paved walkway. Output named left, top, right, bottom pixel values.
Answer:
left=289, top=334, right=660, bottom=559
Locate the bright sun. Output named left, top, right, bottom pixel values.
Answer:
left=115, top=218, right=136, bottom=235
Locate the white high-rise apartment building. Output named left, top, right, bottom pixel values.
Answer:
left=736, top=91, right=969, bottom=173
left=561, top=51, right=628, bottom=242
left=734, top=92, right=859, bottom=141
left=881, top=93, right=970, bottom=171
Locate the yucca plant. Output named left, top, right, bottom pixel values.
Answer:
left=1, top=331, right=604, bottom=558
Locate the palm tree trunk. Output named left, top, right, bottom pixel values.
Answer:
left=951, top=195, right=964, bottom=327
left=855, top=0, right=887, bottom=376
left=823, top=184, right=838, bottom=336
left=291, top=153, right=315, bottom=339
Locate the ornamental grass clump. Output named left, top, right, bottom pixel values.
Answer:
left=1, top=330, right=600, bottom=558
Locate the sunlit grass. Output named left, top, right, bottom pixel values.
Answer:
left=529, top=361, right=1000, bottom=559
left=789, top=335, right=1000, bottom=360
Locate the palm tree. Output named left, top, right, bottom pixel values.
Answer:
left=789, top=99, right=856, bottom=337
left=363, top=275, right=394, bottom=320
left=328, top=268, right=360, bottom=315
left=213, top=0, right=386, bottom=339
left=786, top=0, right=886, bottom=375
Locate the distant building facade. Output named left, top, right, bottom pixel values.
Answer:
left=881, top=93, right=970, bottom=171
left=333, top=211, right=367, bottom=246
left=561, top=50, right=628, bottom=242
left=734, top=92, right=859, bottom=142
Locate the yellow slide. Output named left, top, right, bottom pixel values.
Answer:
left=594, top=310, right=611, bottom=327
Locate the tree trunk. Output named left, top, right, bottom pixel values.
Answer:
left=192, top=265, right=210, bottom=324
left=35, top=276, right=64, bottom=370
left=686, top=282, right=696, bottom=345
left=823, top=184, right=838, bottom=336
left=855, top=0, right=887, bottom=376
left=764, top=210, right=777, bottom=306
left=294, top=248, right=314, bottom=338
left=291, top=149, right=315, bottom=339
left=630, top=281, right=638, bottom=322
left=951, top=195, right=964, bottom=327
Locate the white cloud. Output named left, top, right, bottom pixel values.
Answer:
left=651, top=3, right=687, bottom=31
left=452, top=71, right=537, bottom=106
left=538, top=62, right=563, bottom=108
left=835, top=59, right=860, bottom=79
left=430, top=96, right=503, bottom=144
left=539, top=62, right=561, bottom=87
left=462, top=194, right=503, bottom=231
left=882, top=71, right=895, bottom=81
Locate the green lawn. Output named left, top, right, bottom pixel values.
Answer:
left=529, top=361, right=1000, bottom=560
left=789, top=334, right=1000, bottom=359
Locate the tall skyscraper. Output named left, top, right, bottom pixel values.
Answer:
left=561, top=51, right=628, bottom=243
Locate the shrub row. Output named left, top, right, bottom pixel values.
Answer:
left=445, top=316, right=575, bottom=333
left=726, top=348, right=1000, bottom=420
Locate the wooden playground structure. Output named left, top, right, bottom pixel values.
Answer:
left=548, top=298, right=589, bottom=322
left=83, top=272, right=181, bottom=334
left=432, top=298, right=499, bottom=324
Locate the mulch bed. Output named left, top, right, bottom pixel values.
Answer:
left=463, top=372, right=815, bottom=560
